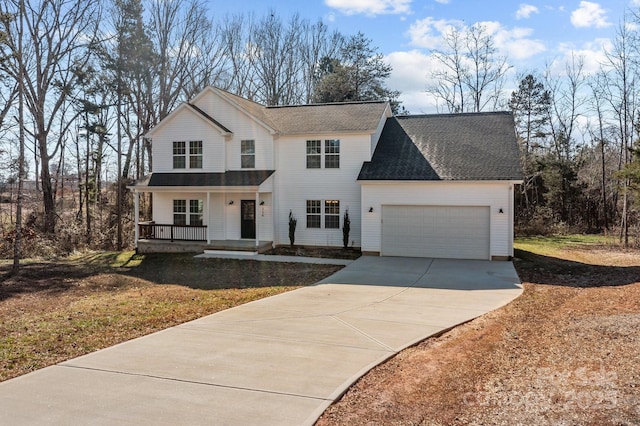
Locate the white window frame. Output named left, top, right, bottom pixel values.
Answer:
left=306, top=200, right=321, bottom=228
left=324, top=139, right=340, bottom=169
left=174, top=199, right=203, bottom=225
left=324, top=200, right=340, bottom=228
left=241, top=140, right=255, bottom=169
left=189, top=140, right=203, bottom=169
left=306, top=140, right=321, bottom=169
left=173, top=141, right=186, bottom=169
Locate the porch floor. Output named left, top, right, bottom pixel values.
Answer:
left=136, top=239, right=273, bottom=254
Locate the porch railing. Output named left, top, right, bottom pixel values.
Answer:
left=138, top=223, right=207, bottom=242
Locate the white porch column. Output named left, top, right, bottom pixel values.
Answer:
left=207, top=191, right=211, bottom=244
left=255, top=191, right=260, bottom=247
left=134, top=191, right=140, bottom=247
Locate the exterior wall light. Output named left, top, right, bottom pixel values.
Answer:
left=229, top=200, right=234, bottom=205
left=260, top=201, right=265, bottom=206
left=369, top=207, right=374, bottom=213
left=498, top=207, right=504, bottom=214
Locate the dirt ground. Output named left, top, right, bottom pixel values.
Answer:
left=317, top=245, right=640, bottom=425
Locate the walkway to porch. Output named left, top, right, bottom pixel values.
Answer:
left=136, top=239, right=273, bottom=254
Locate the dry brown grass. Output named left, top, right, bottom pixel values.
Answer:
left=0, top=252, right=341, bottom=382
left=317, top=237, right=640, bottom=425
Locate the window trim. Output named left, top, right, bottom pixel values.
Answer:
left=306, top=140, right=321, bottom=169
left=324, top=139, right=340, bottom=169
left=241, top=139, right=255, bottom=169
left=173, top=199, right=187, bottom=225
left=324, top=200, right=340, bottom=229
left=305, top=199, right=341, bottom=229
left=173, top=141, right=186, bottom=169
left=174, top=199, right=204, bottom=226
left=189, top=199, right=204, bottom=226
left=189, top=140, right=203, bottom=169
left=306, top=200, right=321, bottom=228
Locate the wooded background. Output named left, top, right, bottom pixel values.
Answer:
left=1, top=0, right=639, bottom=268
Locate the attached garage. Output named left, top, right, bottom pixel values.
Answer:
left=381, top=205, right=490, bottom=259
left=357, top=113, right=523, bottom=260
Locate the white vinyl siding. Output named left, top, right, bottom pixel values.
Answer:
left=276, top=134, right=370, bottom=247
left=381, top=205, right=490, bottom=259
left=152, top=108, right=226, bottom=173
left=361, top=181, right=515, bottom=258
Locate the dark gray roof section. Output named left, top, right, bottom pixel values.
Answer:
left=358, top=112, right=523, bottom=181
left=188, top=103, right=232, bottom=133
left=136, top=170, right=275, bottom=187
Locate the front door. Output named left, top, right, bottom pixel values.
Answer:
left=241, top=200, right=256, bottom=239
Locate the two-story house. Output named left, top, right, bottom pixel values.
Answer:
left=130, top=86, right=523, bottom=260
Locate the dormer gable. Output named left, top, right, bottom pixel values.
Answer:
left=146, top=102, right=233, bottom=139
left=190, top=86, right=278, bottom=135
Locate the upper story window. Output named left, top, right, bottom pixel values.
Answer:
left=324, top=200, right=340, bottom=228
left=189, top=140, right=203, bottom=169
left=173, top=141, right=202, bottom=169
left=306, top=140, right=321, bottom=169
left=306, top=139, right=340, bottom=169
left=306, top=200, right=321, bottom=228
left=325, top=140, right=340, bottom=168
left=241, top=140, right=255, bottom=169
left=173, top=141, right=186, bottom=169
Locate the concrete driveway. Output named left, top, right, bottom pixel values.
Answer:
left=0, top=257, right=522, bottom=425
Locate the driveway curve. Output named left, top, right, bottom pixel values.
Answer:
left=0, top=257, right=522, bottom=425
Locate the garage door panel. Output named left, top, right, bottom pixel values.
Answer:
left=382, top=206, right=489, bottom=260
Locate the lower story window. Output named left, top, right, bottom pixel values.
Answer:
left=306, top=200, right=321, bottom=228
left=325, top=200, right=340, bottom=229
left=174, top=199, right=203, bottom=225
left=190, top=200, right=203, bottom=226
left=173, top=200, right=187, bottom=225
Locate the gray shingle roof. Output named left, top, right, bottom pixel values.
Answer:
left=358, top=112, right=523, bottom=181
left=214, top=88, right=388, bottom=134
left=135, top=170, right=275, bottom=187
left=264, top=101, right=388, bottom=134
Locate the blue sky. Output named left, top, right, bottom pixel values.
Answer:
left=213, top=0, right=638, bottom=112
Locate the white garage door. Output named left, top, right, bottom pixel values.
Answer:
left=381, top=205, right=490, bottom=259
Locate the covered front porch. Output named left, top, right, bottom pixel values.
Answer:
left=128, top=170, right=276, bottom=252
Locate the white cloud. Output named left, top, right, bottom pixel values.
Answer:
left=407, top=17, right=464, bottom=50
left=434, top=0, right=450, bottom=3
left=516, top=4, right=539, bottom=20
left=324, top=0, right=411, bottom=16
left=408, top=18, right=546, bottom=60
left=386, top=50, right=443, bottom=113
left=552, top=38, right=613, bottom=76
left=481, top=21, right=547, bottom=60
left=571, top=1, right=611, bottom=29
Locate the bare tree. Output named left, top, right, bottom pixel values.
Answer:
left=427, top=23, right=510, bottom=113
left=0, top=0, right=100, bottom=233
left=599, top=20, right=639, bottom=246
